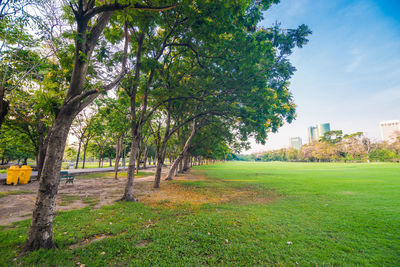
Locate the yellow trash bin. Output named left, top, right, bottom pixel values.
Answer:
left=19, top=165, right=32, bottom=184
left=6, top=166, right=20, bottom=185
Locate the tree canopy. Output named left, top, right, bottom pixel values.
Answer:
left=1, top=0, right=311, bottom=251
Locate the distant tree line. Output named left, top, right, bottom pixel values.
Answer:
left=228, top=130, right=400, bottom=163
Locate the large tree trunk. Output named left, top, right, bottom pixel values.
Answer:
left=165, top=121, right=196, bottom=180
left=25, top=111, right=76, bottom=250
left=183, top=151, right=190, bottom=172
left=153, top=150, right=165, bottom=188
left=121, top=135, right=137, bottom=201
left=178, top=159, right=183, bottom=173
left=24, top=6, right=120, bottom=250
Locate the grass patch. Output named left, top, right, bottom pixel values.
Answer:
left=0, top=190, right=34, bottom=198
left=78, top=171, right=153, bottom=180
left=82, top=196, right=99, bottom=207
left=0, top=162, right=399, bottom=265
left=59, top=195, right=81, bottom=206
left=59, top=195, right=98, bottom=207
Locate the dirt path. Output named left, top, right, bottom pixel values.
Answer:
left=0, top=169, right=158, bottom=226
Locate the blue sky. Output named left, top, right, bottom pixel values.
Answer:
left=246, top=0, right=400, bottom=153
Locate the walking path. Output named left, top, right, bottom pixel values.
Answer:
left=0, top=166, right=163, bottom=225
left=0, top=165, right=156, bottom=183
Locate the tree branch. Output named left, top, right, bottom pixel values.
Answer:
left=84, top=2, right=178, bottom=21
left=68, top=18, right=129, bottom=109
left=165, top=43, right=205, bottom=68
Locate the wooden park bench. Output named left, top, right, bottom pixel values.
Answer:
left=59, top=171, right=74, bottom=184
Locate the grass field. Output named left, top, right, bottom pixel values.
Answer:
left=0, top=162, right=399, bottom=266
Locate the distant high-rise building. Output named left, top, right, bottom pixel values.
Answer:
left=308, top=126, right=318, bottom=142
left=380, top=120, right=400, bottom=142
left=308, top=123, right=331, bottom=142
left=317, top=123, right=331, bottom=139
left=289, top=137, right=302, bottom=150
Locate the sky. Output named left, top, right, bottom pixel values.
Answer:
left=244, top=0, right=400, bottom=154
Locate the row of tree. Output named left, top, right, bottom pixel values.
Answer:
left=237, top=131, right=400, bottom=162
left=1, top=0, right=310, bottom=250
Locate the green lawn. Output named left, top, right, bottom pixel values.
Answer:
left=0, top=162, right=399, bottom=266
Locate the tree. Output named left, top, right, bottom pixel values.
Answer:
left=320, top=130, right=343, bottom=144
left=25, top=0, right=177, bottom=251
left=70, top=109, right=95, bottom=168
left=0, top=0, right=43, bottom=130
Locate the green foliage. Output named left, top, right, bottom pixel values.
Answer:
left=369, top=148, right=398, bottom=162
left=0, top=124, right=35, bottom=161
left=241, top=131, right=400, bottom=163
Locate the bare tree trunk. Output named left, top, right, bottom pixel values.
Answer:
left=25, top=111, right=76, bottom=250
left=136, top=147, right=141, bottom=175
left=121, top=32, right=145, bottom=201
left=114, top=135, right=122, bottom=180
left=121, top=135, right=137, bottom=201
left=175, top=160, right=179, bottom=176
left=183, top=152, right=190, bottom=171
left=24, top=5, right=121, bottom=247
left=153, top=102, right=171, bottom=188
left=154, top=150, right=165, bottom=188
left=82, top=140, right=88, bottom=169
left=178, top=159, right=183, bottom=173
left=143, top=143, right=148, bottom=169
left=165, top=121, right=196, bottom=180
left=75, top=140, right=82, bottom=169
left=122, top=146, right=125, bottom=167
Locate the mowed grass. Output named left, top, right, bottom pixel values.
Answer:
left=0, top=162, right=399, bottom=266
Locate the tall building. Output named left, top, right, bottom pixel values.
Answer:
left=289, top=137, right=302, bottom=150
left=380, top=120, right=400, bottom=143
left=308, top=123, right=331, bottom=142
left=317, top=123, right=331, bottom=139
left=308, top=126, right=318, bottom=142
